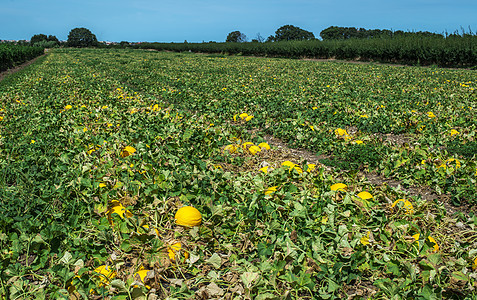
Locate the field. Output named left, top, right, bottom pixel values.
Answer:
left=0, top=48, right=476, bottom=299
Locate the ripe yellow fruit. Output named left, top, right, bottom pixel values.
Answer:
left=264, top=186, right=278, bottom=195
left=168, top=242, right=189, bottom=261
left=258, top=142, right=270, bottom=150
left=132, top=269, right=152, bottom=289
left=93, top=265, right=117, bottom=287
left=241, top=142, right=254, bottom=149
left=107, top=200, right=133, bottom=225
left=281, top=161, right=302, bottom=173
left=223, top=144, right=237, bottom=153
left=392, top=199, right=414, bottom=214
left=413, top=233, right=439, bottom=252
left=175, top=206, right=202, bottom=227
left=281, top=161, right=296, bottom=169
left=259, top=166, right=269, bottom=173
left=306, top=164, right=316, bottom=171
left=330, top=183, right=347, bottom=191
left=357, top=191, right=373, bottom=200
left=248, top=145, right=261, bottom=155
left=239, top=113, right=248, bottom=119
left=120, top=146, right=136, bottom=158
left=108, top=200, right=133, bottom=219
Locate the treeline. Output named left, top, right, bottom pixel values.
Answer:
left=0, top=43, right=44, bottom=72
left=319, top=26, right=448, bottom=40
left=130, top=34, right=477, bottom=68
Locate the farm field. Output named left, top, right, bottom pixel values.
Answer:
left=0, top=48, right=476, bottom=299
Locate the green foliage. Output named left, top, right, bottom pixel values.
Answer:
left=321, top=143, right=386, bottom=171
left=0, top=43, right=44, bottom=72
left=226, top=31, right=247, bottom=43
left=131, top=33, right=477, bottom=67
left=30, top=34, right=48, bottom=45
left=319, top=26, right=444, bottom=40
left=272, top=25, right=315, bottom=41
left=447, top=140, right=477, bottom=159
left=67, top=27, right=98, bottom=48
left=32, top=40, right=59, bottom=48
left=31, top=34, right=59, bottom=47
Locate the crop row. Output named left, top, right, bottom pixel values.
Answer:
left=0, top=49, right=476, bottom=298
left=0, top=43, right=44, bottom=72
left=132, top=35, right=477, bottom=68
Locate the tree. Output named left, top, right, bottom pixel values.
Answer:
left=30, top=34, right=48, bottom=45
left=47, top=35, right=59, bottom=44
left=226, top=31, right=247, bottom=43
left=320, top=26, right=346, bottom=40
left=273, top=25, right=315, bottom=41
left=30, top=34, right=60, bottom=47
left=67, top=27, right=98, bottom=47
left=255, top=33, right=265, bottom=43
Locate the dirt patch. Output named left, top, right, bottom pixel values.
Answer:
left=262, top=134, right=331, bottom=165
left=372, top=133, right=413, bottom=147
left=0, top=53, right=47, bottom=83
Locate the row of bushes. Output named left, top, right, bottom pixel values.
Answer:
left=132, top=35, right=477, bottom=68
left=0, top=44, right=44, bottom=72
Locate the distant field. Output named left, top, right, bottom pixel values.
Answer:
left=0, top=48, right=476, bottom=299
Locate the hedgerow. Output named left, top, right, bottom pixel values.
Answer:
left=131, top=35, right=477, bottom=68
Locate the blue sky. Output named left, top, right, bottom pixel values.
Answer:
left=1, top=0, right=476, bottom=42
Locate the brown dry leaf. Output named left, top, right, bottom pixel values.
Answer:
left=168, top=278, right=184, bottom=287
left=121, top=194, right=138, bottom=206
left=223, top=272, right=239, bottom=283
left=230, top=284, right=245, bottom=295
left=305, top=258, right=321, bottom=274
left=341, top=247, right=354, bottom=257
left=290, top=230, right=298, bottom=243
left=153, top=255, right=172, bottom=274
left=206, top=282, right=224, bottom=297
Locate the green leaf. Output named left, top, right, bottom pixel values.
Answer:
left=427, top=253, right=442, bottom=266
left=121, top=240, right=132, bottom=252
left=110, top=279, right=128, bottom=292
left=241, top=272, right=260, bottom=288
left=256, top=292, right=278, bottom=300
left=386, top=261, right=401, bottom=276
left=327, top=279, right=340, bottom=292
left=207, top=253, right=222, bottom=269
left=451, top=271, right=469, bottom=283
left=59, top=251, right=73, bottom=265
left=420, top=284, right=439, bottom=300
left=419, top=259, right=435, bottom=271
left=290, top=202, right=306, bottom=217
